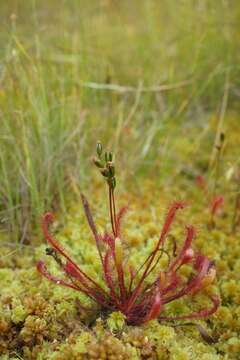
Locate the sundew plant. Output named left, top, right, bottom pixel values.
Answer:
left=37, top=143, right=220, bottom=326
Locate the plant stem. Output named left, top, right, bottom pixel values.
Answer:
left=112, top=187, right=117, bottom=234
left=232, top=192, right=240, bottom=233
left=109, top=186, right=116, bottom=236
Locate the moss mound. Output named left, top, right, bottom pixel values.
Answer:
left=0, top=179, right=240, bottom=359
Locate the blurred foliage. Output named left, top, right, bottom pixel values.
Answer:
left=0, top=0, right=239, bottom=240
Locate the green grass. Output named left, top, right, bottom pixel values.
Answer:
left=0, top=0, right=239, bottom=241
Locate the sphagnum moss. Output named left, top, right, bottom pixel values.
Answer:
left=1, top=154, right=240, bottom=359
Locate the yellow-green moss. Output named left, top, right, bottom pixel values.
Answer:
left=0, top=178, right=239, bottom=359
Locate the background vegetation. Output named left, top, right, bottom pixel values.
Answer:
left=0, top=0, right=239, bottom=241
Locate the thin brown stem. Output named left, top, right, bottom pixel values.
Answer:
left=213, top=147, right=221, bottom=199
left=232, top=192, right=240, bottom=233
left=112, top=187, right=117, bottom=235
left=109, top=186, right=116, bottom=237
left=111, top=187, right=126, bottom=300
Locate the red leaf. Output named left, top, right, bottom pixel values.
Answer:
left=143, top=288, right=162, bottom=322
left=211, top=195, right=224, bottom=216
left=159, top=295, right=220, bottom=321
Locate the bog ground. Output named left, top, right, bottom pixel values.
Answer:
left=0, top=1, right=240, bottom=359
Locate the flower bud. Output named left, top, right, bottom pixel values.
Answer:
left=108, top=152, right=113, bottom=161
left=96, top=142, right=103, bottom=157
left=105, top=151, right=109, bottom=162
left=92, top=156, right=104, bottom=168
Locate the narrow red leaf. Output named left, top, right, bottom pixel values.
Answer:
left=115, top=206, right=128, bottom=237
left=196, top=175, right=206, bottom=191
left=37, top=260, right=80, bottom=291
left=143, top=287, right=162, bottom=322
left=159, top=295, right=220, bottom=321
left=169, top=225, right=196, bottom=271
left=81, top=193, right=103, bottom=262
left=211, top=195, right=224, bottom=216
left=163, top=256, right=211, bottom=303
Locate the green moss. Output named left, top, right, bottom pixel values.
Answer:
left=144, top=321, right=176, bottom=345
left=170, top=346, right=191, bottom=360
left=11, top=298, right=27, bottom=324
left=0, top=177, right=239, bottom=359
left=107, top=311, right=126, bottom=333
